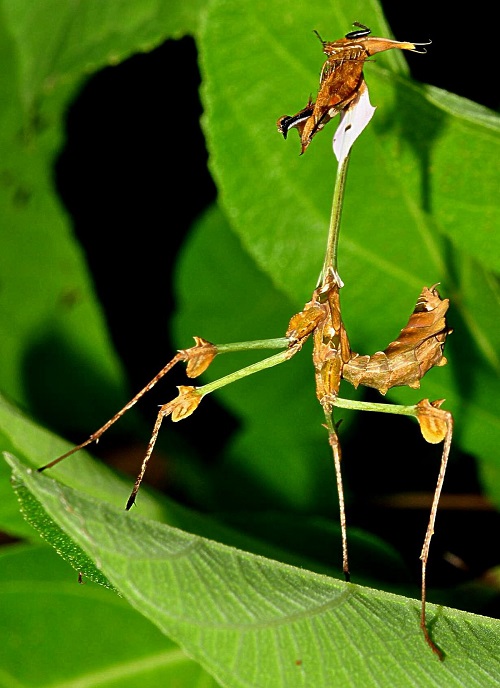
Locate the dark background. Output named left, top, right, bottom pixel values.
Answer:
left=53, top=6, right=499, bottom=609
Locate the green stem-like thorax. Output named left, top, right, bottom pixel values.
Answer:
left=320, top=150, right=351, bottom=284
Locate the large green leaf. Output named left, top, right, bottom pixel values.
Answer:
left=6, top=455, right=500, bottom=688
left=2, top=0, right=204, bottom=103
left=0, top=542, right=220, bottom=688
left=0, top=391, right=168, bottom=537
left=198, top=0, right=500, bottom=504
left=0, top=0, right=203, bottom=428
left=0, top=0, right=206, bottom=537
left=3, top=392, right=391, bottom=585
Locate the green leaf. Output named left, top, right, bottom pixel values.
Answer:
left=7, top=455, right=500, bottom=688
left=2, top=0, right=204, bottom=105
left=0, top=0, right=208, bottom=532
left=198, top=0, right=500, bottom=505
left=2, top=392, right=377, bottom=584
left=0, top=0, right=203, bottom=429
left=0, top=390, right=167, bottom=538
left=416, top=84, right=500, bottom=274
left=0, top=542, right=220, bottom=688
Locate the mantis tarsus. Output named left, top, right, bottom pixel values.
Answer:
left=40, top=23, right=451, bottom=660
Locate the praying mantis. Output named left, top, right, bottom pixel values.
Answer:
left=39, top=23, right=453, bottom=660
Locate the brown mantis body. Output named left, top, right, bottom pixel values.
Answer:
left=277, top=23, right=428, bottom=154
left=40, top=23, right=451, bottom=660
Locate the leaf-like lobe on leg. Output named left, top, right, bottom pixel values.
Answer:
left=168, top=386, right=203, bottom=422
left=416, top=398, right=450, bottom=444
left=182, top=336, right=218, bottom=378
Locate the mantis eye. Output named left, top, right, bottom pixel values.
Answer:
left=345, top=22, right=371, bottom=39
